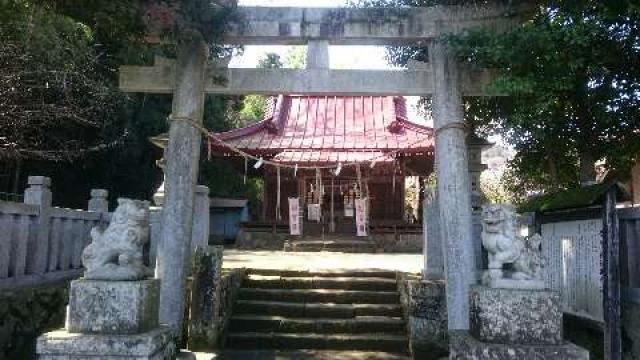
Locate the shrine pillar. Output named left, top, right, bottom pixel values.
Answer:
left=156, top=32, right=208, bottom=333
left=429, top=41, right=475, bottom=330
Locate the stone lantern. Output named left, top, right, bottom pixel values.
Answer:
left=149, top=134, right=169, bottom=206
left=467, top=132, right=492, bottom=212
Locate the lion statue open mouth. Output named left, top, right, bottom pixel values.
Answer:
left=481, top=204, right=544, bottom=286
left=82, top=198, right=152, bottom=281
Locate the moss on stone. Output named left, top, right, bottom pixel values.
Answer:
left=518, top=182, right=630, bottom=214
left=0, top=284, right=69, bottom=360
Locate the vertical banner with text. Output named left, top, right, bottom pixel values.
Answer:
left=289, top=197, right=301, bottom=235
left=355, top=198, right=368, bottom=237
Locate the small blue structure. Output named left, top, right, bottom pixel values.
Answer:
left=209, top=198, right=249, bottom=244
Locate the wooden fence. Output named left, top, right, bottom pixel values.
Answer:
left=620, top=207, right=640, bottom=290
left=537, top=206, right=640, bottom=322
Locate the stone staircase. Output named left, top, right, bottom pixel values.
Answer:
left=284, top=236, right=377, bottom=253
left=225, top=269, right=409, bottom=359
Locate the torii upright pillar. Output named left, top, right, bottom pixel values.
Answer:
left=430, top=41, right=476, bottom=331
left=156, top=32, right=208, bottom=334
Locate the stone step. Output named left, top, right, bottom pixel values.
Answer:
left=238, top=288, right=399, bottom=304
left=287, top=240, right=377, bottom=253
left=246, top=268, right=398, bottom=279
left=229, top=315, right=406, bottom=334
left=226, top=332, right=408, bottom=353
left=244, top=275, right=397, bottom=291
left=215, top=350, right=411, bottom=360
left=234, top=300, right=403, bottom=318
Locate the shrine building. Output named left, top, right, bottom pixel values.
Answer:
left=209, top=94, right=435, bottom=240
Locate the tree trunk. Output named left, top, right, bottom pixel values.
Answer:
left=12, top=158, right=22, bottom=195
left=579, top=151, right=597, bottom=185
left=547, top=154, right=559, bottom=188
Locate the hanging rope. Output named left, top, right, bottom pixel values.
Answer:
left=166, top=114, right=435, bottom=171
left=392, top=166, right=396, bottom=195
left=356, top=164, right=363, bottom=198
left=243, top=157, right=248, bottom=184
left=434, top=121, right=469, bottom=135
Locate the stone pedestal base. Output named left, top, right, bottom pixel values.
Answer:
left=37, top=326, right=174, bottom=360
left=400, top=278, right=447, bottom=358
left=67, top=279, right=160, bottom=334
left=470, top=286, right=562, bottom=345
left=449, top=331, right=589, bottom=360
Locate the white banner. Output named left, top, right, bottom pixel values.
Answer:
left=355, top=198, right=368, bottom=237
left=308, top=204, right=321, bottom=222
left=288, top=198, right=301, bottom=235
left=344, top=203, right=354, bottom=217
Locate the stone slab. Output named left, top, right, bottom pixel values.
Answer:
left=470, top=286, right=562, bottom=345
left=449, top=331, right=589, bottom=360
left=67, top=279, right=160, bottom=334
left=37, top=326, right=174, bottom=360
left=487, top=278, right=546, bottom=290
left=398, top=276, right=448, bottom=358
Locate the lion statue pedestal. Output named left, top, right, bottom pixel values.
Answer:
left=449, top=203, right=589, bottom=359
left=37, top=199, right=174, bottom=360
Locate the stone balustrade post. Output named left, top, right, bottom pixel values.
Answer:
left=191, top=185, right=211, bottom=258
left=88, top=189, right=109, bottom=213
left=423, top=193, right=444, bottom=280
left=24, top=176, right=52, bottom=274
left=24, top=176, right=52, bottom=207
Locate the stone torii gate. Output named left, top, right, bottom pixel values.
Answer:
left=119, top=2, right=533, bottom=334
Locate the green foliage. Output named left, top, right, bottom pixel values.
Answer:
left=0, top=0, right=248, bottom=208
left=0, top=285, right=68, bottom=360
left=518, top=182, right=629, bottom=213
left=480, top=169, right=521, bottom=204
left=239, top=95, right=269, bottom=125
left=446, top=2, right=640, bottom=190
left=258, top=53, right=284, bottom=69
left=0, top=2, right=128, bottom=161
left=238, top=49, right=305, bottom=125
left=285, top=46, right=306, bottom=69
left=352, top=0, right=640, bottom=194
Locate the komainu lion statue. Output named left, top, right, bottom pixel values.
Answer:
left=82, top=198, right=152, bottom=280
left=481, top=204, right=544, bottom=286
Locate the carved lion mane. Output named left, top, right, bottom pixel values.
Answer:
left=481, top=203, right=544, bottom=283
left=82, top=198, right=151, bottom=281
left=481, top=204, right=522, bottom=272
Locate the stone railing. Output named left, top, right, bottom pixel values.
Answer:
left=0, top=176, right=211, bottom=290
left=0, top=176, right=109, bottom=290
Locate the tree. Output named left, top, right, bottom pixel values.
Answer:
left=238, top=53, right=283, bottom=125
left=353, top=0, right=640, bottom=193
left=285, top=46, right=306, bottom=69
left=237, top=48, right=305, bottom=124
left=0, top=2, right=127, bottom=162
left=0, top=0, right=241, bottom=207
left=450, top=2, right=640, bottom=190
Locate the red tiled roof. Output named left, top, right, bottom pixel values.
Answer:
left=214, top=95, right=433, bottom=154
